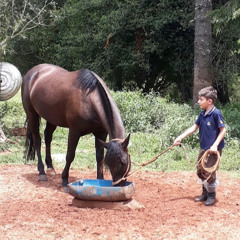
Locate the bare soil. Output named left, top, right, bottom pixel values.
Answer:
left=1, top=164, right=240, bottom=240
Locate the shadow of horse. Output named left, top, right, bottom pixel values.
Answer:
left=22, top=169, right=79, bottom=193
left=169, top=196, right=195, bottom=202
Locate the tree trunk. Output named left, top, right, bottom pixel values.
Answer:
left=193, top=0, right=213, bottom=105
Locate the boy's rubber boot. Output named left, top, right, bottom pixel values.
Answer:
left=194, top=185, right=207, bottom=202
left=205, top=192, right=216, bottom=206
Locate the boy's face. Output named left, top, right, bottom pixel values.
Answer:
left=198, top=96, right=212, bottom=110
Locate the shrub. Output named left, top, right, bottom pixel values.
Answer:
left=2, top=90, right=240, bottom=172
left=112, top=91, right=199, bottom=147
left=0, top=99, right=26, bottom=134
left=221, top=103, right=240, bottom=139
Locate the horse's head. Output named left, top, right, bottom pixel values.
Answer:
left=99, top=134, right=131, bottom=187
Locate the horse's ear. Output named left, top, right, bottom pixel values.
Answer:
left=97, top=139, right=109, bottom=149
left=122, top=134, right=130, bottom=150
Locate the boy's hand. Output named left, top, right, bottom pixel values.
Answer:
left=210, top=145, right=218, bottom=154
left=173, top=137, right=182, bottom=146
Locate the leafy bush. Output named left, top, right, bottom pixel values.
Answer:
left=221, top=103, right=240, bottom=139
left=2, top=90, right=240, bottom=172
left=113, top=91, right=199, bottom=147
left=0, top=98, right=26, bottom=134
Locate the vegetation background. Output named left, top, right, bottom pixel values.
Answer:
left=1, top=0, right=240, bottom=103
left=1, top=91, right=240, bottom=178
left=0, top=0, right=240, bottom=176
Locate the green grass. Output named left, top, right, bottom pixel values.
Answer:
left=1, top=89, right=240, bottom=179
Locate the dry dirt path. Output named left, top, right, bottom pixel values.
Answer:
left=1, top=164, right=240, bottom=239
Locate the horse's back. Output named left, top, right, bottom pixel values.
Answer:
left=23, top=64, right=71, bottom=91
left=22, top=64, right=90, bottom=127
left=22, top=64, right=124, bottom=137
left=23, top=64, right=76, bottom=102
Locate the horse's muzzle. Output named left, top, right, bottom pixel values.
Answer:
left=113, top=179, right=127, bottom=187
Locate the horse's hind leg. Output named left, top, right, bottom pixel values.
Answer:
left=44, top=122, right=57, bottom=175
left=28, top=111, right=47, bottom=181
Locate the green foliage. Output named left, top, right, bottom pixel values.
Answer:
left=211, top=0, right=240, bottom=103
left=1, top=91, right=240, bottom=175
left=1, top=0, right=240, bottom=104
left=5, top=0, right=195, bottom=101
left=127, top=131, right=198, bottom=172
left=113, top=91, right=165, bottom=133
left=0, top=93, right=25, bottom=134
left=113, top=91, right=199, bottom=147
left=212, top=0, right=240, bottom=34
left=221, top=139, right=240, bottom=171
left=228, top=76, right=240, bottom=102
left=221, top=102, right=240, bottom=139
left=0, top=0, right=56, bottom=53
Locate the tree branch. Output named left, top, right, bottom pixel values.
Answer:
left=0, top=0, right=55, bottom=49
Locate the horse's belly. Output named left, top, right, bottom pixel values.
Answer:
left=32, top=96, right=100, bottom=130
left=35, top=105, right=68, bottom=127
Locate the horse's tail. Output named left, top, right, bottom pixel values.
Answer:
left=24, top=118, right=35, bottom=162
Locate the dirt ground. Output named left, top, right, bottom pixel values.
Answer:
left=1, top=164, right=240, bottom=240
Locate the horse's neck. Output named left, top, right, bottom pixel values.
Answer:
left=110, top=104, right=125, bottom=140
left=97, top=102, right=125, bottom=140
left=91, top=72, right=126, bottom=140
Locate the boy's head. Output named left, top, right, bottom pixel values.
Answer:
left=198, top=86, right=217, bottom=104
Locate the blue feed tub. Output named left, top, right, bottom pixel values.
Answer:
left=68, top=179, right=135, bottom=202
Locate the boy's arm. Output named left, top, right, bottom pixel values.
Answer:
left=173, top=124, right=199, bottom=146
left=210, top=127, right=226, bottom=153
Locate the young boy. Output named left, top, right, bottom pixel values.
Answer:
left=173, top=86, right=226, bottom=206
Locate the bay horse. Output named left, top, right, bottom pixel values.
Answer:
left=21, top=64, right=131, bottom=189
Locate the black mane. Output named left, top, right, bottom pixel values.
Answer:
left=76, top=69, right=114, bottom=134
left=76, top=69, right=98, bottom=94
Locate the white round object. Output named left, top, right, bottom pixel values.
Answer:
left=0, top=62, right=22, bottom=101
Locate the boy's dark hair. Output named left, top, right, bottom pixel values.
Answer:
left=198, top=86, right=217, bottom=104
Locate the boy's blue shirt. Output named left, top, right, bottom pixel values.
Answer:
left=195, top=106, right=225, bottom=150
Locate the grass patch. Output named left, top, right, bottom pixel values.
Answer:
left=1, top=90, right=240, bottom=179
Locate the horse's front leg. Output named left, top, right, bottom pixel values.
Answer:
left=44, top=122, right=57, bottom=175
left=95, top=132, right=107, bottom=179
left=62, top=129, right=81, bottom=192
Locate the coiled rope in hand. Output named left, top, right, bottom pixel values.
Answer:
left=196, top=149, right=221, bottom=182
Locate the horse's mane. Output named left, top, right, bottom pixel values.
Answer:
left=76, top=69, right=98, bottom=93
left=76, top=69, right=114, bottom=133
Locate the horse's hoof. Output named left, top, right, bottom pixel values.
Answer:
left=38, top=174, right=48, bottom=181
left=46, top=168, right=56, bottom=175
left=63, top=186, right=69, bottom=193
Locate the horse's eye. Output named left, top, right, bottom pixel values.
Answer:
left=121, top=156, right=128, bottom=166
